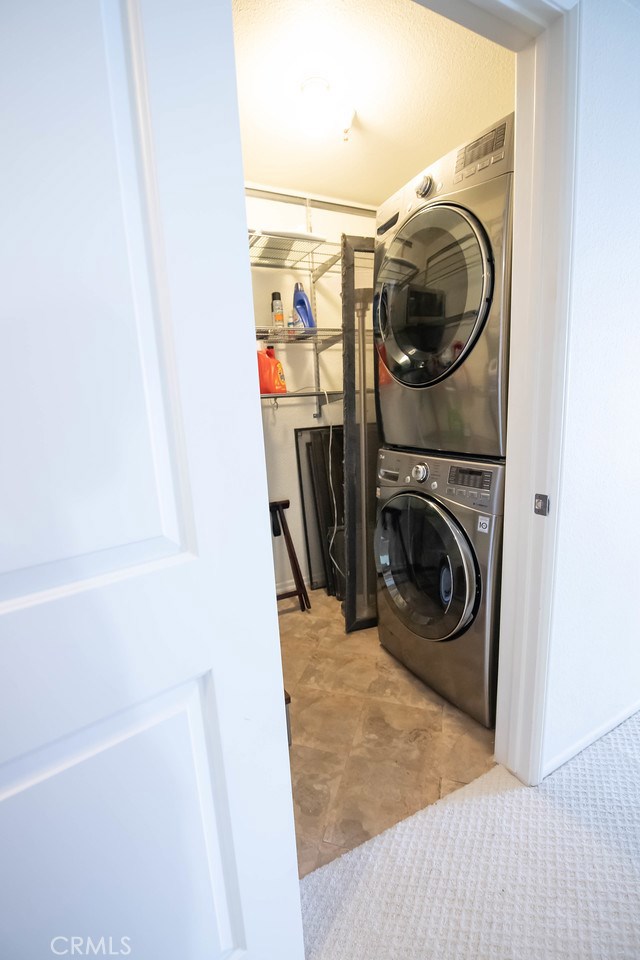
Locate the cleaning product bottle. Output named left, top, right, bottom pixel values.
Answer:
left=271, top=291, right=285, bottom=330
left=293, top=282, right=316, bottom=329
left=266, top=346, right=287, bottom=393
left=287, top=309, right=305, bottom=333
left=257, top=342, right=271, bottom=393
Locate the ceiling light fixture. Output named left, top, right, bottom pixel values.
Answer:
left=300, top=76, right=355, bottom=142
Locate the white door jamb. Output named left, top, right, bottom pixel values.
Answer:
left=415, top=0, right=581, bottom=785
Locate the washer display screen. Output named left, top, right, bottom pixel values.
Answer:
left=448, top=467, right=492, bottom=490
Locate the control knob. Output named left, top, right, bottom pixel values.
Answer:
left=415, top=175, right=433, bottom=199
left=411, top=462, right=429, bottom=483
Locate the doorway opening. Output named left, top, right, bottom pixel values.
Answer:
left=231, top=0, right=515, bottom=877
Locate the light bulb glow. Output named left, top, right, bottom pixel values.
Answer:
left=299, top=76, right=355, bottom=141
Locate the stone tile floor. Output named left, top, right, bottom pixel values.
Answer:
left=279, top=590, right=496, bottom=879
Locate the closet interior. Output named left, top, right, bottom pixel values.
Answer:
left=233, top=0, right=515, bottom=877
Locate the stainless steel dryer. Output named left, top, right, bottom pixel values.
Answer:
left=375, top=447, right=504, bottom=727
left=374, top=113, right=513, bottom=458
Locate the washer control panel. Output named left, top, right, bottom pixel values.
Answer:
left=377, top=448, right=504, bottom=516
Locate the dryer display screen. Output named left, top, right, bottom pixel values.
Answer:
left=448, top=467, right=492, bottom=490
left=456, top=123, right=506, bottom=172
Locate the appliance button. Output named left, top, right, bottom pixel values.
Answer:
left=411, top=463, right=429, bottom=483
left=491, top=151, right=505, bottom=163
left=404, top=475, right=411, bottom=483
left=478, top=158, right=491, bottom=170
left=464, top=166, right=477, bottom=178
left=454, top=173, right=463, bottom=184
left=415, top=175, right=433, bottom=199
left=430, top=481, right=438, bottom=491
left=446, top=486, right=455, bottom=495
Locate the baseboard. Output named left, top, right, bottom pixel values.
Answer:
left=276, top=577, right=295, bottom=595
left=542, top=697, right=640, bottom=779
left=276, top=577, right=310, bottom=596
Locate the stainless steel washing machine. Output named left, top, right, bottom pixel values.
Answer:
left=375, top=447, right=504, bottom=727
left=374, top=113, right=513, bottom=458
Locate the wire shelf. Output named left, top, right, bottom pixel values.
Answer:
left=255, top=326, right=343, bottom=347
left=249, top=231, right=330, bottom=270
left=248, top=231, right=373, bottom=282
left=260, top=389, right=343, bottom=401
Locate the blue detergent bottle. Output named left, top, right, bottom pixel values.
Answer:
left=293, top=282, right=316, bottom=328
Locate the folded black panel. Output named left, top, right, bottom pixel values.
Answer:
left=295, top=425, right=344, bottom=596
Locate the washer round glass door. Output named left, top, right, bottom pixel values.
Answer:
left=375, top=492, right=479, bottom=640
left=375, top=204, right=493, bottom=386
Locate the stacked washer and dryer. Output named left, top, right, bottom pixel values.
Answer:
left=373, top=114, right=513, bottom=728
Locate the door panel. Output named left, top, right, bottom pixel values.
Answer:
left=0, top=679, right=240, bottom=958
left=0, top=1, right=303, bottom=956
left=1, top=0, right=184, bottom=596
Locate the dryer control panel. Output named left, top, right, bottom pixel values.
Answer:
left=377, top=448, right=505, bottom=517
left=375, top=112, right=514, bottom=239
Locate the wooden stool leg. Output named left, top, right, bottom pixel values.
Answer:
left=269, top=500, right=311, bottom=612
left=284, top=689, right=291, bottom=747
left=278, top=505, right=311, bottom=611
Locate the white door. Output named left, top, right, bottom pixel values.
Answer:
left=0, top=1, right=303, bottom=957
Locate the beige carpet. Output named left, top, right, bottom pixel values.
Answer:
left=301, top=711, right=640, bottom=959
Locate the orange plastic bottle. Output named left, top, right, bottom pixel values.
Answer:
left=266, top=346, right=287, bottom=393
left=257, top=344, right=271, bottom=393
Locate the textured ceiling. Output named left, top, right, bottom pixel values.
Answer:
left=231, top=0, right=515, bottom=207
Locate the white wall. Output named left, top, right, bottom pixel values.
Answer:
left=541, top=0, right=640, bottom=774
left=246, top=195, right=374, bottom=591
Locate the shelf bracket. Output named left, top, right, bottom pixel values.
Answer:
left=312, top=251, right=341, bottom=283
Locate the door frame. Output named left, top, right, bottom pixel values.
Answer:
left=415, top=0, right=580, bottom=784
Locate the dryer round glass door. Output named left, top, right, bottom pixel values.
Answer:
left=375, top=492, right=479, bottom=640
left=374, top=204, right=493, bottom=386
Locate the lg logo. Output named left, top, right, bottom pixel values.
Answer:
left=477, top=515, right=490, bottom=534
left=50, top=937, right=131, bottom=956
